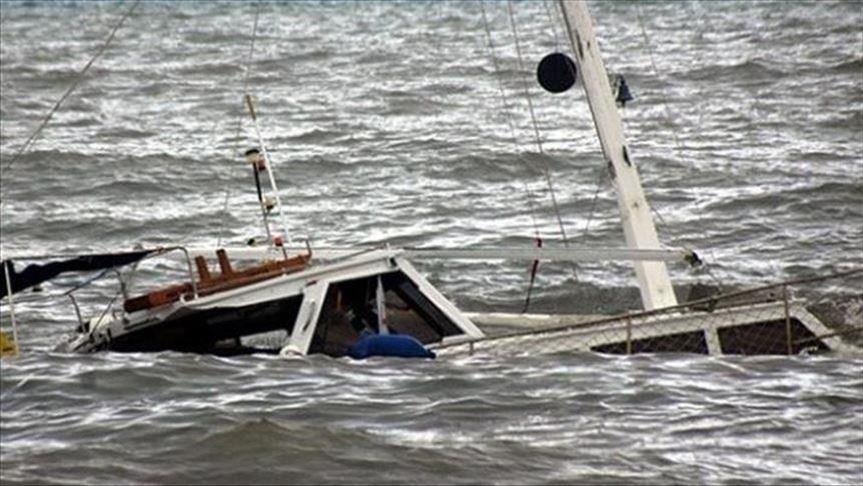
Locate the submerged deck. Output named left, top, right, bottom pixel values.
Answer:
left=445, top=270, right=863, bottom=357
left=451, top=302, right=857, bottom=357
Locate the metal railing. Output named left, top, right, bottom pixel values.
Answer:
left=438, top=267, right=863, bottom=356
left=61, top=246, right=199, bottom=331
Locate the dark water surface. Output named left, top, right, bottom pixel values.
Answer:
left=1, top=1, right=862, bottom=484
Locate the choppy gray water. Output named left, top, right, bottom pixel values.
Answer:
left=1, top=1, right=861, bottom=484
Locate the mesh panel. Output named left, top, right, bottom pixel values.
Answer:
left=718, top=319, right=829, bottom=355
left=591, top=330, right=708, bottom=354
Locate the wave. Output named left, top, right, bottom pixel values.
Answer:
left=677, top=59, right=786, bottom=83
left=829, top=57, right=863, bottom=75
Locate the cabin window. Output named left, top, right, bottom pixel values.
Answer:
left=590, top=330, right=708, bottom=354
left=111, top=294, right=303, bottom=356
left=308, top=271, right=462, bottom=357
left=717, top=319, right=828, bottom=355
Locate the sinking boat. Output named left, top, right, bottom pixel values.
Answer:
left=53, top=245, right=859, bottom=357
left=61, top=247, right=483, bottom=357
left=2, top=1, right=860, bottom=359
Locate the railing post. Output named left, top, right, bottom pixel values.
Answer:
left=3, top=260, right=21, bottom=357
left=782, top=284, right=792, bottom=355
left=175, top=247, right=198, bottom=298
left=68, top=294, right=84, bottom=329
left=113, top=269, right=129, bottom=300
left=626, top=313, right=633, bottom=355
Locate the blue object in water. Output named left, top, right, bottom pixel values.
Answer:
left=347, top=332, right=436, bottom=359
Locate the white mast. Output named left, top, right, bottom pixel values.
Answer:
left=558, top=0, right=677, bottom=310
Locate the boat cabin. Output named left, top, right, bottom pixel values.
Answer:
left=67, top=249, right=483, bottom=357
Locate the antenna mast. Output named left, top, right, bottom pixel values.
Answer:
left=245, top=94, right=293, bottom=247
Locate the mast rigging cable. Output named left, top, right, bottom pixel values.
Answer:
left=479, top=2, right=545, bottom=312
left=217, top=2, right=263, bottom=248
left=2, top=0, right=140, bottom=173
left=505, top=1, right=574, bottom=258
left=478, top=3, right=542, bottom=240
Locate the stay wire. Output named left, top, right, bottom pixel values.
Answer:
left=479, top=3, right=541, bottom=241
left=633, top=4, right=686, bottom=237
left=632, top=3, right=719, bottom=289
left=480, top=3, right=551, bottom=312
left=1, top=0, right=139, bottom=267
left=541, top=0, right=563, bottom=51
left=505, top=1, right=573, bottom=257
left=582, top=167, right=606, bottom=235
left=2, top=0, right=140, bottom=173
left=543, top=1, right=603, bottom=241
left=634, top=5, right=686, bottom=161
left=216, top=2, right=262, bottom=248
